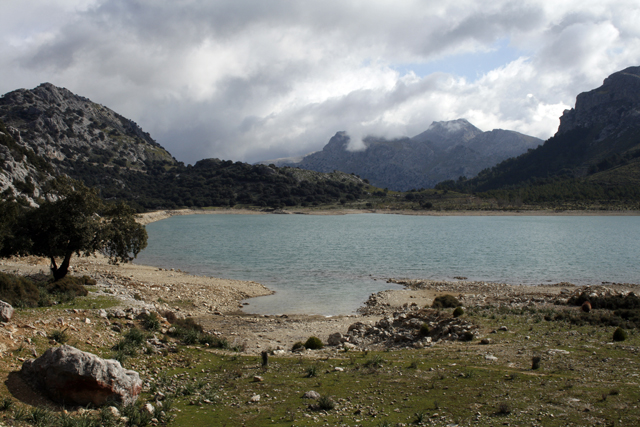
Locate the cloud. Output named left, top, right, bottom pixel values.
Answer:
left=1, top=0, right=639, bottom=164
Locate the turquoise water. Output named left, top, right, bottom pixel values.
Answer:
left=135, top=214, right=640, bottom=315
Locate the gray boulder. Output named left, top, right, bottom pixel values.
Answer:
left=21, top=345, right=141, bottom=406
left=0, top=300, right=14, bottom=322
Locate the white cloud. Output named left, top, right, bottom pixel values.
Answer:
left=0, top=0, right=639, bottom=163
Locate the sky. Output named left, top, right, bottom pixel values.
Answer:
left=1, top=1, right=639, bottom=165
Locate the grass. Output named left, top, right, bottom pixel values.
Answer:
left=2, top=291, right=640, bottom=426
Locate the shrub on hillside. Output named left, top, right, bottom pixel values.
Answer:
left=613, top=327, right=627, bottom=342
left=304, top=336, right=324, bottom=350
left=453, top=307, right=464, bottom=317
left=0, top=272, right=40, bottom=307
left=432, top=294, right=460, bottom=309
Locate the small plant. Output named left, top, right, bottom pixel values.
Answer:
left=408, top=361, right=418, bottom=369
left=532, top=356, right=541, bottom=370
left=453, top=306, right=464, bottom=317
left=306, top=365, right=318, bottom=378
left=419, top=323, right=430, bottom=337
left=497, top=402, right=511, bottom=415
left=48, top=328, right=69, bottom=344
left=292, top=341, right=305, bottom=351
left=613, top=327, right=627, bottom=342
left=364, top=354, right=385, bottom=369
left=304, top=336, right=324, bottom=350
left=141, top=312, right=161, bottom=331
left=317, top=395, right=335, bottom=411
left=432, top=294, right=460, bottom=308
left=414, top=411, right=427, bottom=424
left=0, top=397, right=12, bottom=411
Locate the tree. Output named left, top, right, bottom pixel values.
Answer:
left=13, top=177, right=148, bottom=280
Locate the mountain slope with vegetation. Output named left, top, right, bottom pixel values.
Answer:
left=0, top=84, right=367, bottom=210
left=261, top=119, right=542, bottom=191
left=436, top=66, right=640, bottom=206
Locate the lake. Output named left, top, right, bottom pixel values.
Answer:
left=135, top=213, right=640, bottom=315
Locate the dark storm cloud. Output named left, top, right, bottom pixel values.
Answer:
left=1, top=1, right=639, bottom=164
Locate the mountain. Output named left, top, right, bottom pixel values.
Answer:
left=260, top=119, right=542, bottom=191
left=454, top=66, right=640, bottom=194
left=0, top=84, right=367, bottom=210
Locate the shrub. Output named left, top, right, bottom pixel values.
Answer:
left=460, top=331, right=474, bottom=341
left=292, top=341, right=305, bottom=351
left=532, top=356, right=541, bottom=370
left=317, top=395, right=335, bottom=411
left=613, top=327, right=627, bottom=342
left=46, top=275, right=90, bottom=298
left=306, top=365, right=318, bottom=378
left=0, top=272, right=40, bottom=306
left=304, top=336, right=323, bottom=350
left=141, top=312, right=161, bottom=331
left=453, top=307, right=464, bottom=317
left=497, top=403, right=511, bottom=415
left=432, top=294, right=460, bottom=309
left=48, top=329, right=69, bottom=344
left=419, top=323, right=430, bottom=337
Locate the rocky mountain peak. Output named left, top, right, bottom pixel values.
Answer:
left=411, top=118, right=483, bottom=150
left=558, top=66, right=640, bottom=136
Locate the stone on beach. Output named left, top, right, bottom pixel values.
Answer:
left=0, top=300, right=14, bottom=322
left=21, top=345, right=142, bottom=406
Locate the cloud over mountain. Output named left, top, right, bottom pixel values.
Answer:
left=1, top=1, right=639, bottom=164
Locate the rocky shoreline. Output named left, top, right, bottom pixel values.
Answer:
left=3, top=254, right=639, bottom=359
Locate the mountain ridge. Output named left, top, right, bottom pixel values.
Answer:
left=260, top=118, right=542, bottom=191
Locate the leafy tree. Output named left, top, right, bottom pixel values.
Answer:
left=10, top=177, right=147, bottom=280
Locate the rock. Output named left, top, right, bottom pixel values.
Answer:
left=21, top=345, right=142, bottom=406
left=485, top=354, right=498, bottom=361
left=498, top=326, right=508, bottom=331
left=334, top=367, right=344, bottom=372
left=581, top=301, right=592, bottom=313
left=480, top=338, right=492, bottom=345
left=327, top=332, right=344, bottom=346
left=303, top=391, right=321, bottom=399
left=253, top=376, right=264, bottom=382
left=0, top=300, right=14, bottom=322
left=143, top=403, right=154, bottom=415
left=249, top=394, right=260, bottom=403
left=108, top=406, right=120, bottom=417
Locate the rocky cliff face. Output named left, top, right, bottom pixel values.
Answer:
left=266, top=119, right=542, bottom=191
left=0, top=83, right=176, bottom=202
left=558, top=66, right=640, bottom=140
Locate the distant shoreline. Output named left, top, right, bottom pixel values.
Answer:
left=137, top=207, right=640, bottom=225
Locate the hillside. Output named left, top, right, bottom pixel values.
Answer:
left=260, top=119, right=542, bottom=191
left=0, top=84, right=366, bottom=210
left=447, top=66, right=640, bottom=201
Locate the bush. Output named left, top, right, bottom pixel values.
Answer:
left=292, top=341, right=305, bottom=351
left=613, top=327, right=627, bottom=342
left=532, top=356, right=541, bottom=370
left=419, top=323, right=430, bottom=337
left=432, top=294, right=460, bottom=309
left=304, top=336, right=323, bottom=350
left=453, top=307, right=464, bottom=317
left=317, top=395, right=335, bottom=411
left=460, top=331, right=474, bottom=341
left=141, top=312, right=161, bottom=331
left=46, top=275, right=89, bottom=298
left=0, top=272, right=40, bottom=306
left=48, top=329, right=69, bottom=344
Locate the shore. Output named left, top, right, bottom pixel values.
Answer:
left=3, top=253, right=639, bottom=358
left=136, top=207, right=640, bottom=225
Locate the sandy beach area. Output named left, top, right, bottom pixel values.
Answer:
left=3, top=251, right=639, bottom=358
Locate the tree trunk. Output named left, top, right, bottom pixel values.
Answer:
left=50, top=252, right=73, bottom=281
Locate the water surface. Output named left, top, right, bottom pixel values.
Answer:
left=136, top=214, right=640, bottom=315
